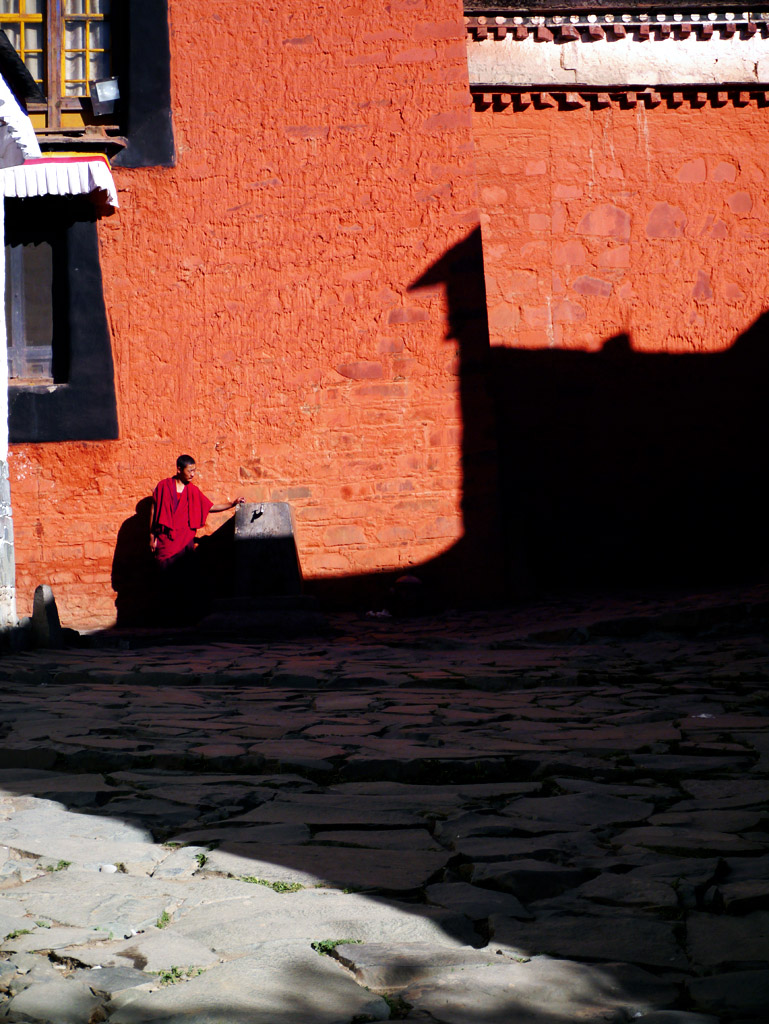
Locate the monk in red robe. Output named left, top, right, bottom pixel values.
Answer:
left=149, top=455, right=244, bottom=621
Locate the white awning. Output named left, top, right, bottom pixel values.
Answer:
left=0, top=73, right=41, bottom=168
left=0, top=154, right=118, bottom=210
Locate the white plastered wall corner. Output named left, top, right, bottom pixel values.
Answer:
left=0, top=72, right=41, bottom=630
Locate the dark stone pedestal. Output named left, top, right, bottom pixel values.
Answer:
left=233, top=502, right=302, bottom=597
left=200, top=503, right=327, bottom=636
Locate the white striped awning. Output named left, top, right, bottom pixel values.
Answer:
left=0, top=153, right=118, bottom=211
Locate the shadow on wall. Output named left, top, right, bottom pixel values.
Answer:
left=111, top=498, right=155, bottom=626
left=111, top=227, right=769, bottom=622
left=310, top=225, right=769, bottom=608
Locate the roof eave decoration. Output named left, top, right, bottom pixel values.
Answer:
left=0, top=153, right=119, bottom=212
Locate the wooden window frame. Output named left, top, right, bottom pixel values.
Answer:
left=5, top=236, right=57, bottom=385
left=1, top=0, right=114, bottom=134
left=1, top=2, right=174, bottom=165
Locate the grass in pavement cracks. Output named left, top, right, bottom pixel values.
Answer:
left=241, top=876, right=304, bottom=893
left=45, top=860, right=71, bottom=873
left=311, top=938, right=362, bottom=956
left=156, top=965, right=203, bottom=986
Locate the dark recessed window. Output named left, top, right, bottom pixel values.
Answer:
left=5, top=195, right=118, bottom=443
left=5, top=231, right=69, bottom=384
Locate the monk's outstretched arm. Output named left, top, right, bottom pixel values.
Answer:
left=210, top=497, right=245, bottom=514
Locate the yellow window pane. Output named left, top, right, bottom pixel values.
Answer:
left=65, top=20, right=85, bottom=48
left=88, top=50, right=109, bottom=81
left=0, top=1, right=20, bottom=14
left=89, top=19, right=109, bottom=50
left=23, top=21, right=42, bottom=48
left=64, top=0, right=86, bottom=13
left=24, top=51, right=42, bottom=80
left=2, top=22, right=21, bottom=48
left=65, top=50, right=86, bottom=87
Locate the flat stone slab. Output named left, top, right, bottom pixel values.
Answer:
left=331, top=780, right=541, bottom=801
left=630, top=754, right=753, bottom=774
left=709, top=879, right=769, bottom=914
left=0, top=799, right=164, bottom=873
left=225, top=793, right=436, bottom=827
left=0, top=770, right=124, bottom=803
left=85, top=964, right=153, bottom=998
left=61, top=930, right=222, bottom=971
left=5, top=977, right=105, bottom=1024
left=4, top=870, right=187, bottom=939
left=311, top=828, right=442, bottom=850
left=171, top=887, right=474, bottom=952
left=648, top=808, right=764, bottom=832
left=457, top=832, right=604, bottom=863
left=575, top=873, right=679, bottom=910
left=687, top=968, right=769, bottom=1017
left=612, top=827, right=766, bottom=857
left=679, top=779, right=769, bottom=808
left=492, top=911, right=688, bottom=970
left=400, top=957, right=678, bottom=1024
left=332, top=941, right=512, bottom=992
left=504, top=793, right=654, bottom=828
left=687, top=910, right=769, bottom=968
left=426, top=882, right=533, bottom=921
left=108, top=942, right=389, bottom=1024
left=633, top=1014, right=719, bottom=1024
left=469, top=859, right=595, bottom=901
left=0, top=898, right=30, bottom=938
left=170, top=823, right=312, bottom=845
left=203, top=843, right=450, bottom=892
left=1, top=925, right=111, bottom=953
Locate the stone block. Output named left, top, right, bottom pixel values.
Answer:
left=234, top=502, right=302, bottom=597
left=31, top=584, right=62, bottom=649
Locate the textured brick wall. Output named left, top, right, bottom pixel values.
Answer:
left=473, top=101, right=769, bottom=356
left=9, top=0, right=484, bottom=628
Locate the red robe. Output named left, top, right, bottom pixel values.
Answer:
left=151, top=477, right=213, bottom=564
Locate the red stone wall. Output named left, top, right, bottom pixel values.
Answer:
left=9, top=0, right=485, bottom=628
left=472, top=100, right=769, bottom=356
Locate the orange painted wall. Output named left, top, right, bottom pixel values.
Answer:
left=9, top=0, right=486, bottom=628
left=12, top=13, right=769, bottom=628
left=472, top=100, right=769, bottom=356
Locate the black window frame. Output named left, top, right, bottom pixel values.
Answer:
left=5, top=195, right=118, bottom=443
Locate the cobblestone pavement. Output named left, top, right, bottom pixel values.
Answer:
left=1, top=586, right=768, bottom=1023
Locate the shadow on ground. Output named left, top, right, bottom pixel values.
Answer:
left=1, top=602, right=769, bottom=1020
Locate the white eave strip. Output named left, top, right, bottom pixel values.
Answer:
left=0, top=154, right=118, bottom=211
left=468, top=31, right=769, bottom=88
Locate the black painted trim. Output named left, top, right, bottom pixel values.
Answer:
left=111, top=0, right=175, bottom=169
left=8, top=199, right=119, bottom=444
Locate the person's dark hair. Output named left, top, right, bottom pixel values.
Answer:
left=176, top=454, right=196, bottom=471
